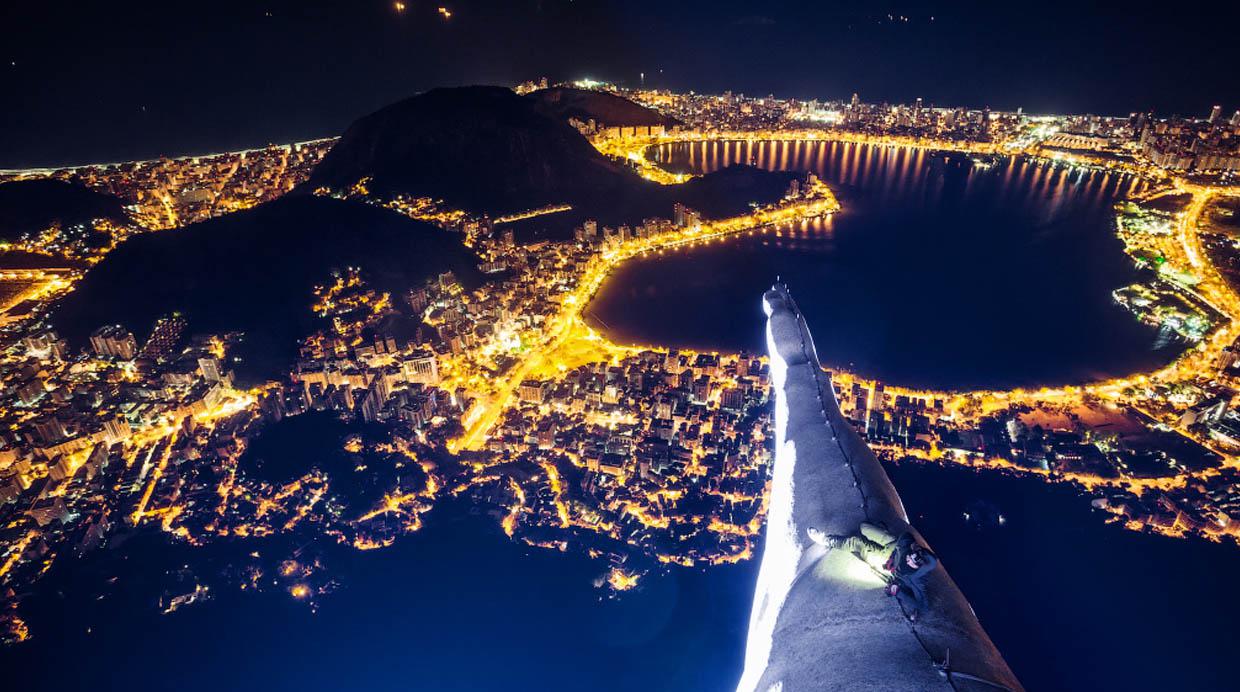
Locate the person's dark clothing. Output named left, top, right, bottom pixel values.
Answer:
left=885, top=532, right=938, bottom=615
left=833, top=522, right=938, bottom=617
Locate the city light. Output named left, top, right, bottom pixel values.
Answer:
left=2, top=79, right=1239, bottom=650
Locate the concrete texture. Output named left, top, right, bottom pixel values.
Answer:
left=736, top=284, right=1023, bottom=692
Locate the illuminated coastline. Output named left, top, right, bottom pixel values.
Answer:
left=2, top=82, right=1240, bottom=646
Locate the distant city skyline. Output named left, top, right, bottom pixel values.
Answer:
left=3, top=0, right=1237, bottom=167
left=3, top=8, right=1240, bottom=685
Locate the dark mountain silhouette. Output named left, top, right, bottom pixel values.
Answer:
left=670, top=164, right=796, bottom=214
left=0, top=179, right=130, bottom=241
left=525, top=87, right=677, bottom=128
left=304, top=86, right=794, bottom=223
left=0, top=251, right=83, bottom=269
left=304, top=86, right=637, bottom=215
left=499, top=163, right=798, bottom=242
left=51, top=196, right=479, bottom=383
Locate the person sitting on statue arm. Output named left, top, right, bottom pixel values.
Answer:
left=807, top=522, right=939, bottom=621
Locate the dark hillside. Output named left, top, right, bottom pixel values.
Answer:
left=526, top=87, right=677, bottom=128
left=0, top=179, right=130, bottom=241
left=304, top=86, right=637, bottom=215
left=52, top=196, right=479, bottom=382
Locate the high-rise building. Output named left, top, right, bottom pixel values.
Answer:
left=138, top=314, right=187, bottom=362
left=90, top=325, right=137, bottom=360
left=683, top=207, right=701, bottom=230
left=673, top=203, right=701, bottom=230
left=23, top=330, right=67, bottom=361
left=103, top=417, right=132, bottom=444
left=720, top=387, right=745, bottom=412
left=869, top=383, right=885, bottom=412
left=406, top=287, right=430, bottom=314
left=198, top=356, right=224, bottom=383
left=1208, top=105, right=1222, bottom=123
left=360, top=388, right=382, bottom=423
left=1231, top=110, right=1240, bottom=128
left=519, top=379, right=546, bottom=403
left=673, top=202, right=687, bottom=227
left=401, top=350, right=440, bottom=385
left=32, top=417, right=68, bottom=444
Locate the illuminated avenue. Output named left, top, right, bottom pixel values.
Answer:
left=1, top=81, right=1240, bottom=644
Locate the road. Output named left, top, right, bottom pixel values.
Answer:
left=449, top=192, right=840, bottom=452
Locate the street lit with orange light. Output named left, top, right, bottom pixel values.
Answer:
left=5, top=80, right=1240, bottom=646
left=445, top=177, right=839, bottom=454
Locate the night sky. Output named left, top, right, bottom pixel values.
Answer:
left=3, top=0, right=1237, bottom=168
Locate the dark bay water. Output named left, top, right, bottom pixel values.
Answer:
left=3, top=499, right=756, bottom=691
left=592, top=141, right=1174, bottom=390
left=3, top=145, right=1232, bottom=691
left=5, top=457, right=1236, bottom=692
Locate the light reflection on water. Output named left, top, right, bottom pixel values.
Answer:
left=655, top=139, right=1148, bottom=216
left=595, top=140, right=1170, bottom=390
